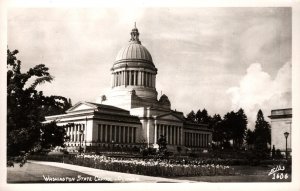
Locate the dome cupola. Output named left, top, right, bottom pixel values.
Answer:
left=113, top=23, right=156, bottom=70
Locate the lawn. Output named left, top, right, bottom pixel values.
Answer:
left=7, top=162, right=110, bottom=183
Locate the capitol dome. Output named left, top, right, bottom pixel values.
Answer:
left=115, top=43, right=153, bottom=64
left=113, top=24, right=155, bottom=68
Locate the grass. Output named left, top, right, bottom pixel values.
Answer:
left=7, top=162, right=111, bottom=183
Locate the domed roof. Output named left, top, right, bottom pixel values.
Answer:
left=114, top=24, right=153, bottom=65
left=115, top=42, right=153, bottom=63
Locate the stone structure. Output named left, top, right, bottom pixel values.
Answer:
left=45, top=24, right=212, bottom=153
left=268, top=108, right=292, bottom=156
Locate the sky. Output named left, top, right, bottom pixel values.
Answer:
left=7, top=7, right=292, bottom=129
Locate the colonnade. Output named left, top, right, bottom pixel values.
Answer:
left=112, top=70, right=156, bottom=88
left=155, top=124, right=182, bottom=145
left=184, top=132, right=209, bottom=147
left=65, top=123, right=85, bottom=143
left=97, top=124, right=137, bottom=144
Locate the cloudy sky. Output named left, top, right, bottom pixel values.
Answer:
left=8, top=7, right=292, bottom=128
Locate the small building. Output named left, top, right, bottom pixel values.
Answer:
left=45, top=24, right=212, bottom=153
left=268, top=108, right=292, bottom=156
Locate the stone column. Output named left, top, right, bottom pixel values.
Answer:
left=151, top=74, right=154, bottom=87
left=145, top=72, right=147, bottom=86
left=70, top=125, right=72, bottom=142
left=170, top=126, right=173, bottom=145
left=174, top=126, right=177, bottom=145
left=123, top=71, right=125, bottom=86
left=137, top=71, right=141, bottom=85
left=114, top=73, right=117, bottom=87
left=120, top=72, right=122, bottom=85
left=104, top=125, right=107, bottom=143
left=123, top=127, right=126, bottom=143
left=165, top=125, right=167, bottom=143
left=119, top=126, right=122, bottom=143
left=179, top=127, right=181, bottom=145
left=173, top=126, right=176, bottom=145
left=117, top=72, right=119, bottom=86
left=157, top=124, right=160, bottom=141
left=131, top=127, right=134, bottom=143
left=154, top=120, right=157, bottom=144
left=146, top=72, right=148, bottom=87
left=98, top=124, right=101, bottom=142
left=140, top=71, right=143, bottom=86
left=128, top=71, right=131, bottom=86
left=115, top=73, right=118, bottom=86
left=109, top=125, right=112, bottom=143
left=152, top=74, right=155, bottom=88
left=177, top=127, right=180, bottom=145
left=114, top=125, right=117, bottom=142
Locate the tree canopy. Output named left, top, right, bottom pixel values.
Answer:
left=7, top=49, right=72, bottom=166
left=186, top=108, right=248, bottom=149
left=253, top=109, right=271, bottom=158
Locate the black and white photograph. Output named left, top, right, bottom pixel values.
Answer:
left=1, top=0, right=300, bottom=191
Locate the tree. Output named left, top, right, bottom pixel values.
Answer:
left=7, top=49, right=69, bottom=166
left=234, top=109, right=248, bottom=148
left=253, top=109, right=271, bottom=159
left=157, top=135, right=168, bottom=158
left=186, top=110, right=196, bottom=122
left=221, top=109, right=248, bottom=149
left=40, top=121, right=66, bottom=149
left=211, top=114, right=224, bottom=147
left=195, top=108, right=211, bottom=125
left=245, top=129, right=255, bottom=149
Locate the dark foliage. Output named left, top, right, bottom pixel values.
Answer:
left=253, top=110, right=271, bottom=159
left=7, top=49, right=72, bottom=166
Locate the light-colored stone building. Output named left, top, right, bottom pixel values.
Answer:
left=268, top=108, right=292, bottom=156
left=45, top=25, right=212, bottom=153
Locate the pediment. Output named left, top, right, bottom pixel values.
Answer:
left=66, top=102, right=97, bottom=113
left=156, top=113, right=183, bottom=122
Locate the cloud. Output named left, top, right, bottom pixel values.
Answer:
left=227, top=62, right=291, bottom=129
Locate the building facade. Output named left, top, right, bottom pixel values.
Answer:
left=45, top=25, right=212, bottom=153
left=268, top=108, right=292, bottom=156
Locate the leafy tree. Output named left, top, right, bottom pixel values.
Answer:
left=186, top=110, right=196, bottom=122
left=40, top=121, right=66, bottom=149
left=7, top=49, right=69, bottom=166
left=157, top=135, right=168, bottom=158
left=234, top=109, right=248, bottom=148
left=245, top=129, right=255, bottom=149
left=211, top=114, right=224, bottom=147
left=221, top=109, right=248, bottom=149
left=253, top=109, right=271, bottom=159
left=195, top=108, right=212, bottom=128
left=222, top=111, right=236, bottom=148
